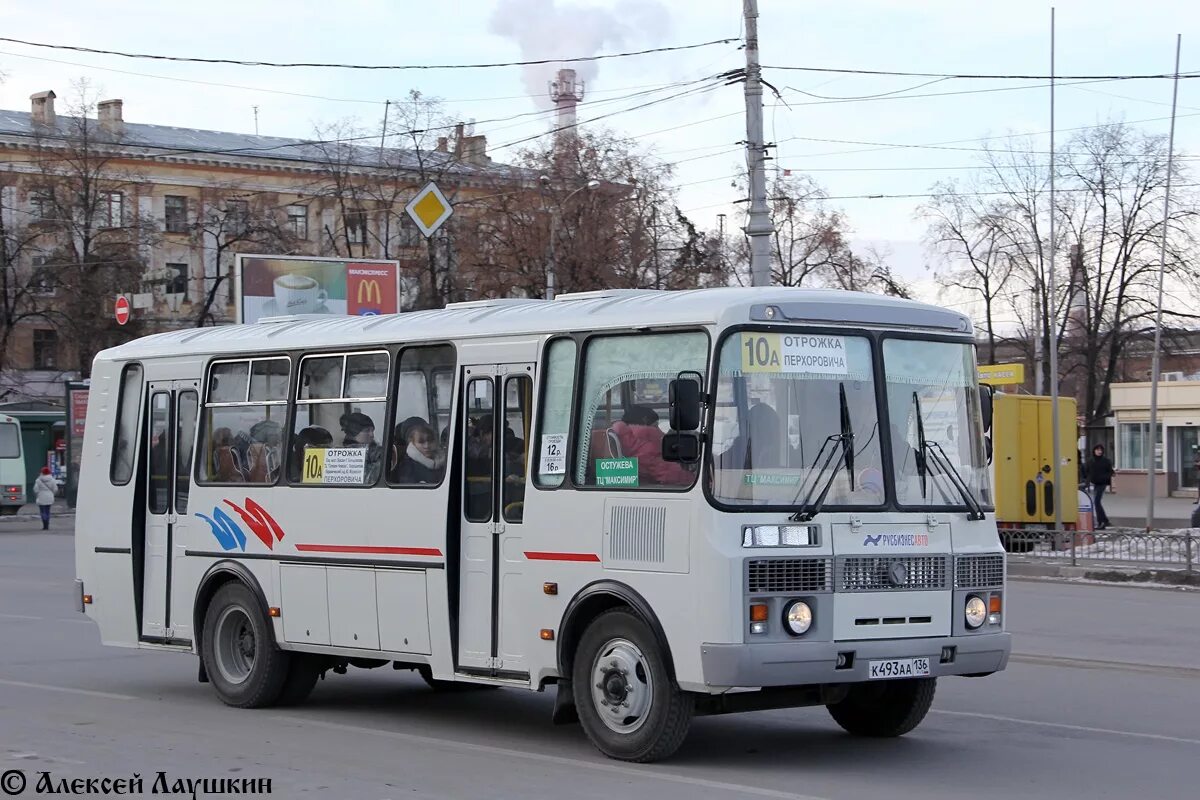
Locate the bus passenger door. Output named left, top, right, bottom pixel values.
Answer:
left=141, top=382, right=199, bottom=642
left=457, top=363, right=534, bottom=674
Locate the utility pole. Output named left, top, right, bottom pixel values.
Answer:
left=743, top=0, right=773, bottom=286
left=1146, top=34, right=1183, bottom=531
left=1048, top=8, right=1064, bottom=533
left=379, top=99, right=391, bottom=164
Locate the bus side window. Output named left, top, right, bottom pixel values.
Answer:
left=502, top=375, right=532, bottom=522
left=464, top=378, right=494, bottom=522
left=290, top=351, right=388, bottom=486
left=389, top=344, right=456, bottom=487
left=533, top=338, right=576, bottom=488
left=110, top=363, right=143, bottom=485
left=573, top=331, right=708, bottom=489
left=200, top=357, right=289, bottom=485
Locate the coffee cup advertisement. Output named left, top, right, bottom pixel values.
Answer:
left=237, top=255, right=402, bottom=324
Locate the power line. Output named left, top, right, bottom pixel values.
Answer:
left=0, top=35, right=737, bottom=71
left=765, top=63, right=1200, bottom=80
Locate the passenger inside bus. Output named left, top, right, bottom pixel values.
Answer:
left=465, top=412, right=494, bottom=519
left=340, top=411, right=383, bottom=484
left=396, top=420, right=446, bottom=484
left=210, top=427, right=242, bottom=482
left=609, top=405, right=693, bottom=486
left=289, top=426, right=333, bottom=482
left=245, top=419, right=282, bottom=483
left=718, top=402, right=785, bottom=470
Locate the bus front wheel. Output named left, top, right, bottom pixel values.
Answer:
left=201, top=582, right=291, bottom=708
left=826, top=677, right=937, bottom=737
left=571, top=609, right=693, bottom=762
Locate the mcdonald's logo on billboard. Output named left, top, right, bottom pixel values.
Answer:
left=347, top=263, right=399, bottom=316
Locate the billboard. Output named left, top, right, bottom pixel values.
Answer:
left=235, top=254, right=401, bottom=324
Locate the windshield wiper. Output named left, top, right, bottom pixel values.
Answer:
left=790, top=383, right=854, bottom=522
left=910, top=391, right=985, bottom=520
left=924, top=441, right=987, bottom=521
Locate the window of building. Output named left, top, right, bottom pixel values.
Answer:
left=164, top=195, right=188, bottom=233
left=100, top=191, right=124, bottom=228
left=1118, top=422, right=1163, bottom=471
left=346, top=209, right=368, bottom=245
left=287, top=205, right=308, bottom=239
left=110, top=363, right=143, bottom=485
left=29, top=189, right=53, bottom=221
left=534, top=338, right=576, bottom=488
left=32, top=329, right=58, bottom=370
left=291, top=351, right=388, bottom=486
left=226, top=199, right=249, bottom=236
left=166, top=263, right=189, bottom=298
left=573, top=331, right=708, bottom=489
left=30, top=256, right=55, bottom=296
left=199, top=357, right=290, bottom=484
left=388, top=344, right=456, bottom=486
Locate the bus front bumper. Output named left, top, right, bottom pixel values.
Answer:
left=700, top=632, right=1011, bottom=688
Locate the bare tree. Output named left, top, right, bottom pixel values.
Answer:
left=0, top=176, right=53, bottom=374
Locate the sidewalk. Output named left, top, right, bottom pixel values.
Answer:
left=0, top=499, right=75, bottom=523
left=1009, top=558, right=1199, bottom=588
left=1099, top=493, right=1197, bottom=528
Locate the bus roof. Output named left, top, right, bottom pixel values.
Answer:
left=98, top=287, right=973, bottom=362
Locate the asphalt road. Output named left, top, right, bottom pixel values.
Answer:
left=2, top=518, right=1198, bottom=800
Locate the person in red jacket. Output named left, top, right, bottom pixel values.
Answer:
left=609, top=406, right=694, bottom=486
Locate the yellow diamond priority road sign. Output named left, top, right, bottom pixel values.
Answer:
left=405, top=182, right=453, bottom=238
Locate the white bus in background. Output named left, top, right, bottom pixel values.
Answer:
left=74, top=287, right=1009, bottom=763
left=0, top=414, right=27, bottom=513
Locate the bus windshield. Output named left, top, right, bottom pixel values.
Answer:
left=883, top=338, right=991, bottom=509
left=710, top=331, right=885, bottom=507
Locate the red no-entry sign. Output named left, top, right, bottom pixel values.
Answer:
left=114, top=294, right=131, bottom=326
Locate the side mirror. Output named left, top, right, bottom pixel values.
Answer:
left=978, top=383, right=995, bottom=434
left=663, top=432, right=701, bottom=464
left=669, top=374, right=703, bottom=432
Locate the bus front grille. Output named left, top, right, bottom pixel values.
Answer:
left=954, top=554, right=1005, bottom=589
left=836, top=556, right=949, bottom=592
left=746, top=558, right=832, bottom=594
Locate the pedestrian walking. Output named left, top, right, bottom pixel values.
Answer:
left=1086, top=444, right=1115, bottom=530
left=33, top=466, right=57, bottom=531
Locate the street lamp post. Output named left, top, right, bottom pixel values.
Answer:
left=541, top=177, right=600, bottom=300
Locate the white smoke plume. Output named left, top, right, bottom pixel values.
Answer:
left=489, top=0, right=670, bottom=109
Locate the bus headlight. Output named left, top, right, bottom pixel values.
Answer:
left=964, top=596, right=987, bottom=629
left=742, top=525, right=818, bottom=547
left=784, top=600, right=813, bottom=636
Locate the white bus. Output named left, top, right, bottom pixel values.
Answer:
left=75, top=287, right=1009, bottom=762
left=0, top=413, right=27, bottom=514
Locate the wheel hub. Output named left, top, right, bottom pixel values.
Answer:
left=589, top=638, right=653, bottom=734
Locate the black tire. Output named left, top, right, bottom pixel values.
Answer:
left=277, top=654, right=322, bottom=706
left=200, top=582, right=290, bottom=708
left=827, top=677, right=936, bottom=737
left=571, top=608, right=693, bottom=763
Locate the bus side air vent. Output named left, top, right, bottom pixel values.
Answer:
left=602, top=500, right=689, bottom=573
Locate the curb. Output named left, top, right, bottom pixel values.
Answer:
left=0, top=511, right=77, bottom=524
left=1008, top=559, right=1200, bottom=587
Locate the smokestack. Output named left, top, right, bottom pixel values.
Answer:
left=549, top=68, right=584, bottom=139
left=436, top=136, right=449, bottom=153
left=30, top=90, right=56, bottom=127
left=453, top=122, right=465, bottom=158
left=98, top=99, right=124, bottom=135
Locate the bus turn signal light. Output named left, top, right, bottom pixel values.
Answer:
left=543, top=582, right=558, bottom=595
left=82, top=594, right=93, bottom=605
left=540, top=629, right=554, bottom=640
left=989, top=596, right=1002, bottom=614
left=749, top=603, right=768, bottom=622
left=269, top=607, right=281, bottom=617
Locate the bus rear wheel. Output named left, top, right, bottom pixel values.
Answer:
left=571, top=609, right=693, bottom=763
left=201, top=583, right=290, bottom=708
left=827, top=677, right=936, bottom=737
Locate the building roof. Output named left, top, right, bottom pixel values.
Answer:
left=0, top=108, right=530, bottom=181
left=99, top=287, right=973, bottom=361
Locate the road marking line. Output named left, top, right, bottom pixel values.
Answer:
left=1011, top=652, right=1200, bottom=679
left=0, top=678, right=134, bottom=701
left=271, top=714, right=829, bottom=800
left=0, top=613, right=42, bottom=621
left=933, top=709, right=1200, bottom=745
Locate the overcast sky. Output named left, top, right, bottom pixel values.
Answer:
left=1, top=0, right=1197, bottom=308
